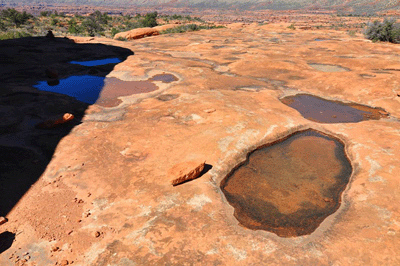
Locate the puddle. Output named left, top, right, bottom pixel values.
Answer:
left=149, top=74, right=178, bottom=83
left=156, top=94, right=179, bottom=101
left=308, top=63, right=350, bottom=72
left=96, top=77, right=158, bottom=107
left=33, top=75, right=105, bottom=104
left=381, top=68, right=400, bottom=71
left=314, top=38, right=330, bottom=41
left=70, top=57, right=121, bottom=66
left=336, top=55, right=356, bottom=59
left=288, top=76, right=306, bottom=80
left=373, top=69, right=400, bottom=74
left=220, top=129, right=352, bottom=237
left=34, top=74, right=177, bottom=107
left=373, top=70, right=391, bottom=74
left=280, top=94, right=388, bottom=123
left=360, top=74, right=376, bottom=78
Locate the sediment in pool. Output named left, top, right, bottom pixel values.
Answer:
left=96, top=78, right=158, bottom=107
left=149, top=73, right=179, bottom=83
left=280, top=94, right=389, bottom=123
left=308, top=63, right=349, bottom=72
left=220, top=129, right=352, bottom=237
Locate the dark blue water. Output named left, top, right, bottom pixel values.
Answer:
left=69, top=57, right=121, bottom=66
left=33, top=75, right=105, bottom=104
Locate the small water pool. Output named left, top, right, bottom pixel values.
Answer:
left=33, top=75, right=105, bottom=104
left=280, top=94, right=389, bottom=123
left=34, top=73, right=178, bottom=106
left=220, top=129, right=352, bottom=237
left=150, top=74, right=179, bottom=83
left=69, top=57, right=121, bottom=66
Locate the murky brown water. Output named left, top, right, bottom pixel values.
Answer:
left=149, top=74, right=178, bottom=83
left=220, top=129, right=352, bottom=237
left=156, top=94, right=180, bottom=101
left=280, top=94, right=389, bottom=123
left=96, top=78, right=158, bottom=107
left=96, top=74, right=178, bottom=107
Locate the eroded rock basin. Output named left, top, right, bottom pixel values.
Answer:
left=221, top=129, right=352, bottom=237
left=280, top=94, right=389, bottom=123
left=149, top=73, right=179, bottom=83
left=308, top=63, right=349, bottom=72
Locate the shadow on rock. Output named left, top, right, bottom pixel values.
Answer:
left=0, top=231, right=15, bottom=254
left=0, top=36, right=133, bottom=216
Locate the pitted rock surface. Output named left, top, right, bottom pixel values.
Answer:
left=1, top=22, right=400, bottom=265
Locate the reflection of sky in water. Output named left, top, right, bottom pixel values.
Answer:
left=33, top=75, right=105, bottom=104
left=69, top=57, right=121, bottom=66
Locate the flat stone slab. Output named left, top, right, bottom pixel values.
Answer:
left=168, top=160, right=206, bottom=186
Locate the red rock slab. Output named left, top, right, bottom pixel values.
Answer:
left=168, top=160, right=206, bottom=186
left=114, top=24, right=180, bottom=40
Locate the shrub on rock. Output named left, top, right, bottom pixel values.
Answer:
left=364, top=18, right=400, bottom=43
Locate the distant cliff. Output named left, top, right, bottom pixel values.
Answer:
left=3, top=0, right=400, bottom=13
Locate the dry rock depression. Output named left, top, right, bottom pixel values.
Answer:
left=1, top=21, right=400, bottom=265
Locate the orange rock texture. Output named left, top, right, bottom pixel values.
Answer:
left=113, top=24, right=179, bottom=40
left=169, top=160, right=206, bottom=186
left=1, top=21, right=400, bottom=265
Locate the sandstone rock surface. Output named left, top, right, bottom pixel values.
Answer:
left=1, top=20, right=400, bottom=266
left=114, top=24, right=178, bottom=40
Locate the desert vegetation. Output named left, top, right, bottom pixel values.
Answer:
left=160, top=23, right=224, bottom=34
left=364, top=18, right=400, bottom=43
left=0, top=8, right=219, bottom=40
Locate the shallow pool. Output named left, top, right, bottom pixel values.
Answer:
left=220, top=129, right=352, bottom=237
left=33, top=75, right=105, bottom=104
left=69, top=57, right=121, bottom=66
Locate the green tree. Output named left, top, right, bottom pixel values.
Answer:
left=90, top=10, right=111, bottom=25
left=365, top=18, right=400, bottom=43
left=40, top=11, right=51, bottom=17
left=141, top=12, right=158, bottom=28
left=51, top=18, right=59, bottom=26
left=82, top=16, right=103, bottom=36
left=0, top=20, right=6, bottom=31
left=1, top=8, right=32, bottom=28
left=110, top=27, right=120, bottom=37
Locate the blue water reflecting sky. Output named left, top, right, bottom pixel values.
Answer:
left=33, top=75, right=105, bottom=104
left=69, top=57, right=121, bottom=66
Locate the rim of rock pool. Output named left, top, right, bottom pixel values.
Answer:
left=219, top=128, right=353, bottom=238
